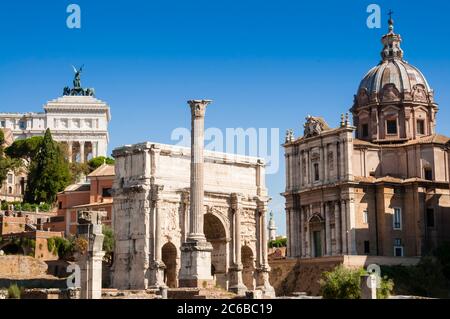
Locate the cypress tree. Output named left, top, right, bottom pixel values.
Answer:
left=0, top=129, right=7, bottom=183
left=25, top=129, right=71, bottom=204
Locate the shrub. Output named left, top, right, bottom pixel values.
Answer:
left=73, top=237, right=88, bottom=255
left=103, top=226, right=115, bottom=265
left=320, top=265, right=364, bottom=299
left=320, top=265, right=394, bottom=299
left=21, top=203, right=32, bottom=212
left=38, top=203, right=51, bottom=212
left=377, top=276, right=394, bottom=299
left=269, top=238, right=287, bottom=248
left=8, top=284, right=22, bottom=299
left=47, top=237, right=73, bottom=258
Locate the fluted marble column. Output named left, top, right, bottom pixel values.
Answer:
left=341, top=200, right=348, bottom=254
left=80, top=142, right=85, bottom=163
left=255, top=200, right=275, bottom=298
left=149, top=185, right=166, bottom=288
left=68, top=141, right=73, bottom=163
left=229, top=193, right=247, bottom=295
left=334, top=201, right=341, bottom=255
left=179, top=100, right=214, bottom=288
left=187, top=100, right=211, bottom=241
left=325, top=203, right=332, bottom=256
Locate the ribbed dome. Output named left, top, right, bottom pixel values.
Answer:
left=354, top=18, right=434, bottom=107
left=358, top=59, right=431, bottom=95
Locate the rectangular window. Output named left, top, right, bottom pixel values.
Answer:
left=1, top=120, right=5, bottom=128
left=364, top=241, right=370, bottom=254
left=314, top=163, right=320, bottom=181
left=424, top=168, right=433, bottom=181
left=386, top=119, right=397, bottom=135
left=58, top=201, right=63, bottom=210
left=362, top=124, right=369, bottom=138
left=417, top=120, right=425, bottom=135
left=393, top=208, right=402, bottom=230
left=102, top=188, right=112, bottom=198
left=19, top=121, right=26, bottom=130
left=394, top=246, right=404, bottom=257
left=50, top=216, right=65, bottom=223
left=363, top=210, right=369, bottom=224
left=7, top=174, right=13, bottom=184
left=426, top=208, right=435, bottom=228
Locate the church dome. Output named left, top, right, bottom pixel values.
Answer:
left=354, top=17, right=435, bottom=107
left=351, top=16, right=438, bottom=142
left=358, top=59, right=431, bottom=97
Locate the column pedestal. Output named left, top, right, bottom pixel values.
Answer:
left=148, top=260, right=166, bottom=289
left=228, top=265, right=247, bottom=295
left=179, top=241, right=214, bottom=288
left=255, top=266, right=275, bottom=298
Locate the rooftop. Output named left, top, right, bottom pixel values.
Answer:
left=88, top=164, right=115, bottom=178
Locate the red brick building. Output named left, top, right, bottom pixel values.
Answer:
left=45, top=164, right=114, bottom=236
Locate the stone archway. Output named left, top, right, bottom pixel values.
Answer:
left=0, top=242, right=25, bottom=256
left=162, top=242, right=178, bottom=288
left=241, top=245, right=255, bottom=290
left=204, top=213, right=227, bottom=289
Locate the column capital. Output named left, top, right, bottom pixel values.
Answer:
left=231, top=193, right=244, bottom=211
left=150, top=145, right=161, bottom=154
left=256, top=197, right=269, bottom=215
left=188, top=100, right=213, bottom=118
left=151, top=184, right=164, bottom=201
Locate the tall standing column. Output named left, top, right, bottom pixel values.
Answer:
left=80, top=141, right=85, bottom=163
left=347, top=197, right=357, bottom=255
left=179, top=100, right=214, bottom=288
left=341, top=200, right=348, bottom=254
left=229, top=193, right=247, bottom=295
left=339, top=141, right=345, bottom=181
left=255, top=199, right=275, bottom=298
left=149, top=185, right=166, bottom=288
left=325, top=202, right=332, bottom=256
left=306, top=204, right=312, bottom=257
left=93, top=142, right=98, bottom=158
left=301, top=207, right=306, bottom=258
left=334, top=201, right=341, bottom=255
left=67, top=141, right=73, bottom=163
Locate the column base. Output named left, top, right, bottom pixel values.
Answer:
left=179, top=240, right=214, bottom=288
left=228, top=265, right=248, bottom=295
left=148, top=260, right=166, bottom=289
left=255, top=266, right=276, bottom=299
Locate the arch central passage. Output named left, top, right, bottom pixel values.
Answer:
left=204, top=213, right=228, bottom=289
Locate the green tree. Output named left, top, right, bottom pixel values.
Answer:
left=103, top=225, right=115, bottom=265
left=24, top=129, right=71, bottom=204
left=5, top=136, right=43, bottom=162
left=69, top=162, right=90, bottom=183
left=88, top=156, right=115, bottom=171
left=0, top=129, right=8, bottom=183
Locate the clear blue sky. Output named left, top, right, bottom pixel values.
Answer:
left=1, top=1, right=450, bottom=235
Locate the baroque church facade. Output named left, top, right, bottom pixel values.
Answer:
left=283, top=19, right=450, bottom=259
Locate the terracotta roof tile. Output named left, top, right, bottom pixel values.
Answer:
left=88, top=164, right=115, bottom=177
